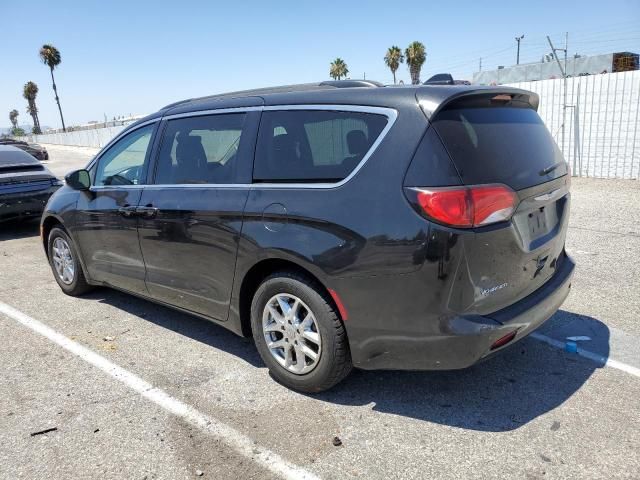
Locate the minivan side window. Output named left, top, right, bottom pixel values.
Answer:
left=94, top=124, right=154, bottom=186
left=155, top=113, right=246, bottom=184
left=253, top=110, right=387, bottom=183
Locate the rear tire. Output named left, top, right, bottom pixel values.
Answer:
left=251, top=271, right=352, bottom=392
left=48, top=227, right=93, bottom=296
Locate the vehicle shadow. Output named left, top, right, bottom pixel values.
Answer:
left=313, top=310, right=609, bottom=432
left=86, top=288, right=264, bottom=368
left=0, top=218, right=41, bottom=241
left=82, top=289, right=609, bottom=432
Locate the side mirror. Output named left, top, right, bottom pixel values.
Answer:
left=65, top=169, right=91, bottom=191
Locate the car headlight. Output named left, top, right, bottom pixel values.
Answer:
left=51, top=178, right=64, bottom=187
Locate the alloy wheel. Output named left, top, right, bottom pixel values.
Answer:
left=52, top=237, right=75, bottom=285
left=262, top=293, right=322, bottom=375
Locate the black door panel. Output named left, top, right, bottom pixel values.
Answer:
left=72, top=123, right=156, bottom=294
left=137, top=187, right=249, bottom=320
left=74, top=187, right=147, bottom=294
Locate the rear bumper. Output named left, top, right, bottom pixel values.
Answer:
left=0, top=187, right=59, bottom=222
left=351, top=253, right=575, bottom=370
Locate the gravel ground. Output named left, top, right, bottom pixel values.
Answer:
left=0, top=144, right=638, bottom=479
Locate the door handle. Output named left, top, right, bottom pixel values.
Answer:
left=135, top=206, right=159, bottom=219
left=117, top=205, right=137, bottom=217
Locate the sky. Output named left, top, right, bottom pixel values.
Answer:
left=2, top=0, right=639, bottom=129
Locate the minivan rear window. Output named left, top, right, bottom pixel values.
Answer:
left=432, top=107, right=568, bottom=191
left=253, top=110, right=387, bottom=183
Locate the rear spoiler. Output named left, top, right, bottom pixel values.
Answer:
left=416, top=87, right=539, bottom=120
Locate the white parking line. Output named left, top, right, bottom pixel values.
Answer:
left=531, top=332, right=640, bottom=378
left=0, top=301, right=320, bottom=480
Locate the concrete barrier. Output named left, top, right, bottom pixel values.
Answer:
left=25, top=124, right=129, bottom=148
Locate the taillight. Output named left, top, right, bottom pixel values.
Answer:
left=409, top=184, right=518, bottom=228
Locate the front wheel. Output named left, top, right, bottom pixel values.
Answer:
left=48, top=227, right=93, bottom=296
left=251, top=272, right=352, bottom=392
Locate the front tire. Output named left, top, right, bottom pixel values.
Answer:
left=48, top=227, right=93, bottom=296
left=251, top=271, right=352, bottom=392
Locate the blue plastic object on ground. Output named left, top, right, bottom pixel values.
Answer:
left=565, top=341, right=578, bottom=353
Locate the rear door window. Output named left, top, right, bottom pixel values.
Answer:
left=253, top=110, right=387, bottom=182
left=155, top=113, right=246, bottom=184
left=432, top=107, right=568, bottom=191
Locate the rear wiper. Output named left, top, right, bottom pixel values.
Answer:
left=539, top=161, right=564, bottom=176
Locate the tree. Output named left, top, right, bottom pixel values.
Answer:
left=12, top=127, right=26, bottom=137
left=329, top=58, right=349, bottom=80
left=384, top=46, right=404, bottom=84
left=39, top=44, right=66, bottom=132
left=9, top=109, right=19, bottom=129
left=405, top=41, right=427, bottom=85
left=23, top=81, right=42, bottom=134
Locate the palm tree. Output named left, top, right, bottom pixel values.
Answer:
left=23, top=81, right=42, bottom=134
left=9, top=109, right=19, bottom=129
left=329, top=58, right=349, bottom=80
left=384, top=46, right=404, bottom=84
left=405, top=41, right=427, bottom=85
left=39, top=44, right=66, bottom=132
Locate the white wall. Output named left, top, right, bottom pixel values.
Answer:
left=26, top=124, right=129, bottom=148
left=506, top=70, right=640, bottom=179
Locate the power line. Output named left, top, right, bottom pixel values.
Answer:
left=422, top=21, right=640, bottom=79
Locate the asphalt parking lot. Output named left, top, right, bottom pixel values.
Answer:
left=1, top=144, right=639, bottom=479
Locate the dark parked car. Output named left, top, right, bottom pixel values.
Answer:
left=0, top=145, right=61, bottom=222
left=0, top=139, right=49, bottom=160
left=26, top=143, right=49, bottom=161
left=41, top=81, right=574, bottom=391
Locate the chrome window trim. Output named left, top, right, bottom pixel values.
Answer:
left=87, top=104, right=397, bottom=190
left=90, top=185, right=144, bottom=192
left=156, top=104, right=397, bottom=189
left=85, top=118, right=160, bottom=172
left=141, top=184, right=251, bottom=190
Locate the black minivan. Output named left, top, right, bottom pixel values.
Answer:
left=42, top=81, right=574, bottom=392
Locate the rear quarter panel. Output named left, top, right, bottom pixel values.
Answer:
left=229, top=102, right=431, bottom=333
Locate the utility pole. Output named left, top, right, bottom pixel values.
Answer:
left=564, top=32, right=568, bottom=78
left=515, top=35, right=524, bottom=64
left=546, top=36, right=566, bottom=76
left=479, top=57, right=482, bottom=71
left=547, top=34, right=569, bottom=163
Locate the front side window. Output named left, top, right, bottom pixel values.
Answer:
left=253, top=110, right=388, bottom=182
left=155, top=113, right=246, bottom=184
left=94, top=124, right=154, bottom=186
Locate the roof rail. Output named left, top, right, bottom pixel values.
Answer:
left=319, top=80, right=383, bottom=88
left=160, top=80, right=384, bottom=110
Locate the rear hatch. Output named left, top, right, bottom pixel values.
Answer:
left=410, top=90, right=571, bottom=315
left=0, top=162, right=56, bottom=194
